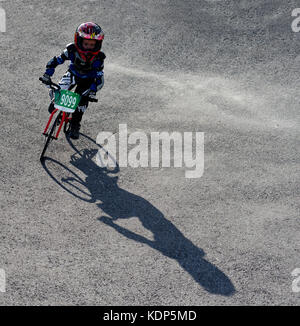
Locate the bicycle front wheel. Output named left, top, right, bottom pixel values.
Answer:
left=40, top=112, right=62, bottom=161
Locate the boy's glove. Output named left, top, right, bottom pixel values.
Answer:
left=88, top=91, right=97, bottom=100
left=82, top=89, right=97, bottom=100
left=40, top=73, right=52, bottom=85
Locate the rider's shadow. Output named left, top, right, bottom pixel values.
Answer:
left=42, top=134, right=235, bottom=296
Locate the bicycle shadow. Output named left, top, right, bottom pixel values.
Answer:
left=41, top=133, right=235, bottom=296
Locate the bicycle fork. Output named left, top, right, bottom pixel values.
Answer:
left=43, top=109, right=71, bottom=140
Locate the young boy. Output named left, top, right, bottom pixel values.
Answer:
left=40, top=22, right=106, bottom=139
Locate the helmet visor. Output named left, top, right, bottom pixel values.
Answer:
left=77, top=37, right=102, bottom=53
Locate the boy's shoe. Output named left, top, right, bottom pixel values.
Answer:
left=69, top=123, right=80, bottom=140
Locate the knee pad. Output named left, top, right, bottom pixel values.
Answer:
left=77, top=105, right=87, bottom=112
left=49, top=89, right=54, bottom=100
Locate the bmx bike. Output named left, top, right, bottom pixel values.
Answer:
left=39, top=77, right=98, bottom=161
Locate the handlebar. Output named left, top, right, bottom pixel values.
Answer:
left=39, top=77, right=98, bottom=102
left=87, top=97, right=98, bottom=103
left=39, top=77, right=61, bottom=90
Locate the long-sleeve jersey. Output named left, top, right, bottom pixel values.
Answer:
left=45, top=43, right=106, bottom=92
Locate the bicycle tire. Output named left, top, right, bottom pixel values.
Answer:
left=40, top=112, right=62, bottom=161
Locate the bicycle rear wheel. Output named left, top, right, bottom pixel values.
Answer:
left=40, top=112, right=62, bottom=161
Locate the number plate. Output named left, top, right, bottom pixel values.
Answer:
left=54, top=89, right=81, bottom=113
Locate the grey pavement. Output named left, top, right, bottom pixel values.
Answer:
left=0, top=0, right=299, bottom=305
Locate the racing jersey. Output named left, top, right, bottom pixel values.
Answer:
left=45, top=43, right=105, bottom=92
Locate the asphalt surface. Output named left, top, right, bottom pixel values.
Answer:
left=0, top=0, right=299, bottom=305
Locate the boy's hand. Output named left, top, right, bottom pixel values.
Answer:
left=82, top=89, right=97, bottom=100
left=88, top=91, right=97, bottom=100
left=40, top=73, right=51, bottom=85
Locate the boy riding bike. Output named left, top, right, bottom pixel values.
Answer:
left=40, top=22, right=105, bottom=139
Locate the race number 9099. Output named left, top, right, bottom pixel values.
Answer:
left=59, top=94, right=77, bottom=108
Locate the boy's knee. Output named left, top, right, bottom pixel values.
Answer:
left=77, top=105, right=87, bottom=112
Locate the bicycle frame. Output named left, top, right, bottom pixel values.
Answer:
left=39, top=76, right=100, bottom=161
left=43, top=108, right=71, bottom=140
